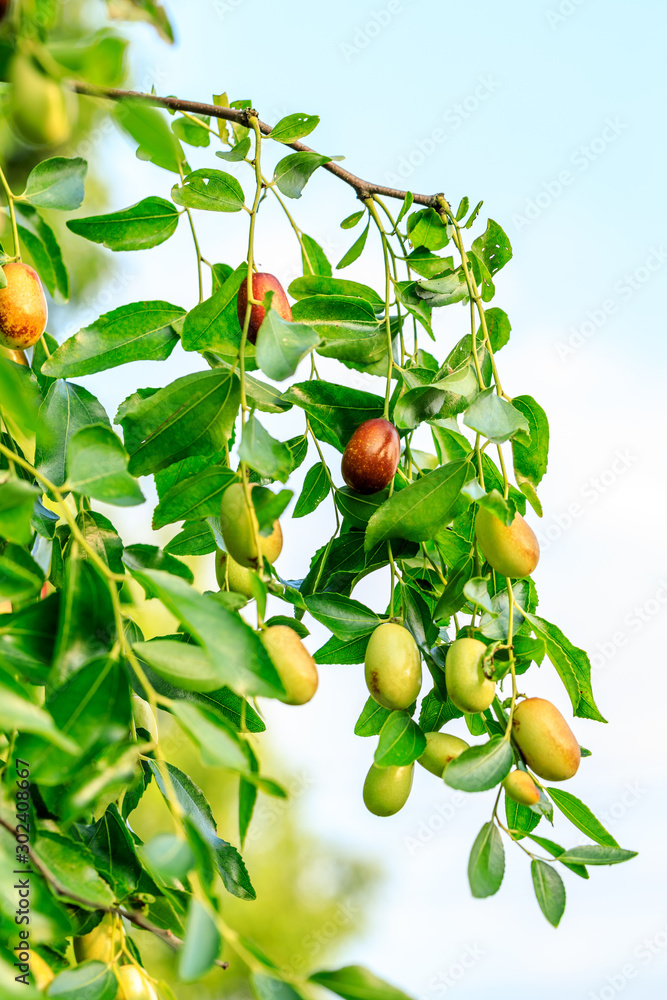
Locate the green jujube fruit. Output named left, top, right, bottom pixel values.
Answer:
left=475, top=507, right=540, bottom=578
left=9, top=55, right=74, bottom=146
left=445, top=637, right=495, bottom=714
left=511, top=697, right=580, bottom=781
left=364, top=622, right=421, bottom=710
left=219, top=482, right=283, bottom=568
left=363, top=763, right=413, bottom=817
left=117, top=966, right=159, bottom=1000
left=418, top=731, right=469, bottom=777
left=503, top=769, right=540, bottom=805
left=260, top=625, right=318, bottom=705
left=73, top=913, right=123, bottom=964
left=215, top=548, right=256, bottom=599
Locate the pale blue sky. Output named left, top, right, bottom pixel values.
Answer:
left=56, top=1, right=667, bottom=997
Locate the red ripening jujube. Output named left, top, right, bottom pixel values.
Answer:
left=341, top=418, right=400, bottom=494
left=236, top=272, right=292, bottom=344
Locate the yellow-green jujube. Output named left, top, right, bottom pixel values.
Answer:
left=418, top=731, right=469, bottom=777
left=131, top=694, right=158, bottom=744
left=511, top=697, right=580, bottom=781
left=363, top=763, right=413, bottom=817
left=215, top=548, right=256, bottom=599
left=364, top=622, right=421, bottom=710
left=73, top=913, right=123, bottom=964
left=9, top=55, right=74, bottom=146
left=445, top=637, right=495, bottom=714
left=30, top=952, right=54, bottom=992
left=475, top=507, right=540, bottom=579
left=503, top=769, right=540, bottom=805
left=116, top=966, right=159, bottom=1000
left=260, top=625, right=318, bottom=705
left=219, top=482, right=283, bottom=568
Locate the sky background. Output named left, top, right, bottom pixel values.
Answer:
left=51, top=1, right=667, bottom=997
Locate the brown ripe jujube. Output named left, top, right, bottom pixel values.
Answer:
left=237, top=272, right=292, bottom=344
left=341, top=418, right=400, bottom=494
left=0, top=263, right=48, bottom=350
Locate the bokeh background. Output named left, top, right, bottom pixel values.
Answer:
left=11, top=1, right=667, bottom=997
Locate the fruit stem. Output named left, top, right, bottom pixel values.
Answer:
left=366, top=199, right=395, bottom=420
left=0, top=163, right=21, bottom=261
left=178, top=162, right=204, bottom=303
left=503, top=578, right=518, bottom=741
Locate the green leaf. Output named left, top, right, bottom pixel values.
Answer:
left=472, top=219, right=512, bottom=275
left=0, top=595, right=58, bottom=680
left=164, top=520, right=216, bottom=556
left=304, top=593, right=380, bottom=640
left=75, top=804, right=142, bottom=898
left=396, top=191, right=413, bottom=225
left=255, top=309, right=320, bottom=382
left=524, top=612, right=605, bottom=722
left=252, top=486, right=293, bottom=533
left=434, top=554, right=475, bottom=619
left=35, top=831, right=115, bottom=908
left=140, top=832, right=195, bottom=880
left=148, top=760, right=255, bottom=899
left=114, top=101, right=184, bottom=172
left=48, top=961, right=118, bottom=1000
left=468, top=822, right=505, bottom=898
left=556, top=845, right=637, bottom=866
left=35, top=380, right=110, bottom=491
left=365, top=459, right=473, bottom=550
left=293, top=462, right=330, bottom=518
left=269, top=112, right=319, bottom=143
left=482, top=307, right=511, bottom=352
left=288, top=274, right=383, bottom=310
left=463, top=388, right=530, bottom=444
left=283, top=381, right=384, bottom=452
left=216, top=137, right=251, bottom=161
left=127, top=568, right=284, bottom=698
left=178, top=898, right=221, bottom=982
left=171, top=700, right=249, bottom=771
left=531, top=860, right=565, bottom=927
left=505, top=793, right=541, bottom=840
left=172, top=114, right=211, bottom=147
left=118, top=370, right=240, bottom=477
left=314, top=633, right=370, bottom=665
left=546, top=788, right=619, bottom=847
left=354, top=697, right=391, bottom=737
left=172, top=168, right=245, bottom=212
left=251, top=975, right=308, bottom=1000
left=336, top=222, right=370, bottom=269
left=43, top=302, right=184, bottom=377
left=406, top=208, right=449, bottom=251
left=0, top=476, right=40, bottom=544
left=0, top=679, right=77, bottom=753
left=16, top=205, right=70, bottom=302
left=274, top=151, right=330, bottom=198
left=152, top=467, right=237, bottom=529
left=239, top=416, right=293, bottom=483
left=0, top=544, right=43, bottom=602
left=0, top=356, right=41, bottom=434
left=21, top=156, right=87, bottom=210
left=181, top=264, right=246, bottom=352
left=66, top=424, right=144, bottom=506
left=67, top=196, right=179, bottom=251
left=525, top=833, right=588, bottom=879
left=134, top=639, right=222, bottom=693
left=301, top=233, right=332, bottom=276
left=122, top=544, right=193, bottom=584
left=418, top=688, right=462, bottom=730
left=374, top=711, right=426, bottom=766
left=511, top=394, right=549, bottom=515
left=340, top=209, right=365, bottom=229
left=444, top=736, right=513, bottom=792
left=310, top=966, right=413, bottom=1000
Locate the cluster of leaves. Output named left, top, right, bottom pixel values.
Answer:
left=0, top=38, right=636, bottom=1000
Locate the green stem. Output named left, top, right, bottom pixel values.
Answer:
left=366, top=199, right=395, bottom=419
left=0, top=163, right=20, bottom=260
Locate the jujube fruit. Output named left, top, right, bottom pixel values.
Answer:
left=219, top=482, right=283, bottom=568
left=215, top=548, right=256, bottom=599
left=445, top=637, right=495, bottom=714
left=30, top=952, right=54, bottom=992
left=364, top=622, right=421, bottom=711
left=73, top=913, right=123, bottom=964
left=363, top=763, right=413, bottom=816
left=9, top=55, right=74, bottom=147
left=418, top=731, right=469, bottom=777
left=116, top=966, right=159, bottom=1000
left=341, top=418, right=400, bottom=494
left=0, top=263, right=48, bottom=350
left=237, top=272, right=292, bottom=344
left=503, top=769, right=540, bottom=805
left=260, top=625, right=318, bottom=705
left=511, top=697, right=580, bottom=781
left=475, top=507, right=540, bottom=578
